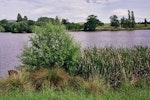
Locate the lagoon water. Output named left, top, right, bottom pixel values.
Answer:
left=0, top=30, right=150, bottom=77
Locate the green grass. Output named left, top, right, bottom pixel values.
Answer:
left=135, top=24, right=150, bottom=30
left=1, top=87, right=150, bottom=100
left=96, top=23, right=150, bottom=31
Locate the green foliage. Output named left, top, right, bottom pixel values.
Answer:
left=61, top=19, right=83, bottom=31
left=121, top=17, right=128, bottom=28
left=35, top=17, right=61, bottom=27
left=18, top=21, right=29, bottom=33
left=131, top=11, right=135, bottom=28
left=17, top=13, right=23, bottom=22
left=0, top=19, right=11, bottom=32
left=21, top=23, right=81, bottom=73
left=120, top=10, right=135, bottom=29
left=66, top=23, right=83, bottom=31
left=10, top=21, right=30, bottom=33
left=23, top=16, right=28, bottom=21
left=61, top=18, right=69, bottom=25
left=144, top=18, right=147, bottom=27
left=36, top=17, right=55, bottom=25
left=110, top=15, right=120, bottom=28
left=28, top=20, right=35, bottom=26
left=84, top=15, right=103, bottom=31
left=10, top=22, right=20, bottom=33
left=0, top=25, right=5, bottom=32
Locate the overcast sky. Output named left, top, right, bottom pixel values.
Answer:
left=0, top=0, right=150, bottom=23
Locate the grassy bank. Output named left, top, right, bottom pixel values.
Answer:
left=96, top=23, right=150, bottom=31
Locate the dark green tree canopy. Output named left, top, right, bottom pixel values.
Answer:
left=84, top=15, right=103, bottom=31
left=120, top=10, right=135, bottom=29
left=17, top=13, right=23, bottom=22
left=24, top=16, right=28, bottom=21
left=144, top=18, right=147, bottom=27
left=0, top=19, right=11, bottom=32
left=61, top=18, right=69, bottom=25
left=110, top=15, right=120, bottom=27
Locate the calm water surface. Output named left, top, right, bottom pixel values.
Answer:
left=71, top=30, right=150, bottom=48
left=0, top=30, right=150, bottom=77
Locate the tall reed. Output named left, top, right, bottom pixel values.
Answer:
left=76, top=46, right=150, bottom=88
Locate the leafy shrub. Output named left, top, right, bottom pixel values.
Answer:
left=20, top=23, right=81, bottom=73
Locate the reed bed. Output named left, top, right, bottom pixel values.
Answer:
left=76, top=46, right=150, bottom=88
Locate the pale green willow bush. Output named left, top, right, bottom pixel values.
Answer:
left=21, top=23, right=81, bottom=73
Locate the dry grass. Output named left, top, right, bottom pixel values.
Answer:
left=0, top=71, right=32, bottom=93
left=0, top=67, right=106, bottom=94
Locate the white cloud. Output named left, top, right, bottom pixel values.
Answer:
left=85, top=0, right=119, bottom=4
left=112, top=9, right=128, bottom=16
left=33, top=7, right=52, bottom=15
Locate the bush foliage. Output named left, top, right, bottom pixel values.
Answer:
left=20, top=23, right=81, bottom=73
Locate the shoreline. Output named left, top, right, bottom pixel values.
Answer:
left=1, top=27, right=150, bottom=33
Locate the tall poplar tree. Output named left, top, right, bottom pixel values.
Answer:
left=128, top=10, right=131, bottom=28
left=131, top=11, right=135, bottom=28
left=17, top=13, right=23, bottom=22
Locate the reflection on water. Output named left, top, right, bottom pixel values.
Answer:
left=0, top=30, right=150, bottom=77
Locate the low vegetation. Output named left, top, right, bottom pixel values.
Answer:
left=77, top=46, right=150, bottom=88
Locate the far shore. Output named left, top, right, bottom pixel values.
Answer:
left=1, top=25, right=150, bottom=33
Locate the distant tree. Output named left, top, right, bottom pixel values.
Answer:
left=24, top=16, right=28, bottom=21
left=62, top=18, right=69, bottom=25
left=18, top=21, right=29, bottom=33
left=10, top=22, right=20, bottom=33
left=28, top=20, right=35, bottom=26
left=17, top=13, right=23, bottom=22
left=0, top=25, right=5, bottom=32
left=84, top=15, right=103, bottom=31
left=66, top=23, right=83, bottom=31
left=36, top=17, right=55, bottom=26
left=37, top=17, right=50, bottom=22
left=0, top=19, right=11, bottom=32
left=55, top=16, right=60, bottom=24
left=121, top=17, right=125, bottom=27
left=110, top=15, right=120, bottom=28
left=121, top=17, right=129, bottom=28
left=131, top=11, right=135, bottom=28
left=121, top=10, right=136, bottom=29
left=128, top=10, right=132, bottom=28
left=10, top=21, right=29, bottom=33
left=144, top=18, right=147, bottom=27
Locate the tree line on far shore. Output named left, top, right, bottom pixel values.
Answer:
left=0, top=10, right=149, bottom=33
